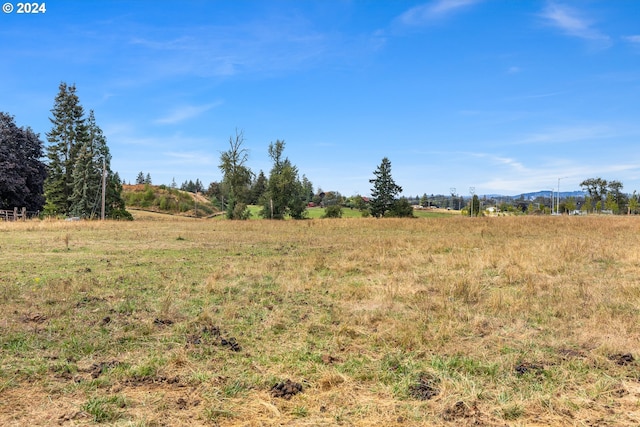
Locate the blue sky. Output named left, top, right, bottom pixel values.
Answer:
left=2, top=0, right=640, bottom=197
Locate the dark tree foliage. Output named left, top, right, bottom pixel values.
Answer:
left=136, top=172, right=145, bottom=185
left=301, top=174, right=314, bottom=203
left=248, top=170, right=268, bottom=205
left=181, top=179, right=204, bottom=193
left=369, top=157, right=402, bottom=218
left=471, top=194, right=480, bottom=217
left=580, top=177, right=608, bottom=209
left=387, top=198, right=415, bottom=218
left=0, top=112, right=47, bottom=211
left=580, top=177, right=627, bottom=214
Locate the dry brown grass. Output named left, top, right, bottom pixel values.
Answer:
left=1, top=215, right=639, bottom=426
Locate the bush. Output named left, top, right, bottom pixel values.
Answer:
left=323, top=205, right=343, bottom=218
left=109, top=209, right=133, bottom=220
left=230, top=202, right=251, bottom=220
left=386, top=199, right=415, bottom=218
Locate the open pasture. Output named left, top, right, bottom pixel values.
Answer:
left=1, top=215, right=639, bottom=426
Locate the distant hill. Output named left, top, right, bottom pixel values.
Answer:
left=122, top=184, right=220, bottom=217
left=482, top=190, right=585, bottom=200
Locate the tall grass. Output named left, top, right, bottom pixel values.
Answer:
left=0, top=216, right=639, bottom=425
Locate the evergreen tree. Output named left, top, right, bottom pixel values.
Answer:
left=44, top=82, right=88, bottom=215
left=301, top=175, right=314, bottom=203
left=70, top=111, right=105, bottom=217
left=369, top=157, right=402, bottom=218
left=136, top=172, right=145, bottom=185
left=145, top=173, right=152, bottom=185
left=388, top=198, right=415, bottom=218
left=0, top=112, right=47, bottom=211
left=471, top=194, right=480, bottom=216
left=106, top=172, right=131, bottom=220
left=68, top=110, right=129, bottom=219
left=249, top=170, right=267, bottom=205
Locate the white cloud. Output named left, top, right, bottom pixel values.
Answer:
left=623, top=35, right=640, bottom=44
left=154, top=102, right=222, bottom=125
left=164, top=151, right=216, bottom=166
left=512, top=124, right=617, bottom=145
left=540, top=3, right=611, bottom=47
left=396, top=0, right=483, bottom=26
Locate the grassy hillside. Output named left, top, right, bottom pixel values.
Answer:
left=1, top=216, right=639, bottom=425
left=122, top=184, right=220, bottom=217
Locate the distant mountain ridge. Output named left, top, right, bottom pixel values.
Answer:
left=482, top=190, right=586, bottom=200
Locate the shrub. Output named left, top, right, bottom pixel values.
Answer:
left=230, top=203, right=251, bottom=220
left=323, top=205, right=343, bottom=218
left=386, top=199, right=415, bottom=218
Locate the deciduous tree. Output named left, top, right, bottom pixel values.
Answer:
left=260, top=140, right=306, bottom=219
left=219, top=129, right=252, bottom=219
left=0, top=112, right=47, bottom=211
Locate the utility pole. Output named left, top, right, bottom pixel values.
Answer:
left=450, top=187, right=456, bottom=210
left=557, top=177, right=568, bottom=214
left=469, top=187, right=475, bottom=217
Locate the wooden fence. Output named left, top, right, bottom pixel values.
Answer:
left=0, top=207, right=40, bottom=221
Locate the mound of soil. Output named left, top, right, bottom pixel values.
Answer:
left=187, top=325, right=241, bottom=352
left=442, top=401, right=477, bottom=421
left=609, top=353, right=634, bottom=366
left=514, top=362, right=545, bottom=376
left=271, top=379, right=303, bottom=399
left=409, top=374, right=440, bottom=400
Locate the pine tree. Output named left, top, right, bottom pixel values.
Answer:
left=136, top=172, right=145, bottom=185
left=70, top=111, right=106, bottom=218
left=369, top=157, right=402, bottom=218
left=44, top=83, right=88, bottom=215
left=249, top=170, right=267, bottom=205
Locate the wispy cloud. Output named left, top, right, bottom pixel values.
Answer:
left=507, top=66, right=521, bottom=74
left=154, top=102, right=222, bottom=125
left=395, top=0, right=483, bottom=27
left=164, top=151, right=216, bottom=166
left=623, top=35, right=640, bottom=44
left=539, top=3, right=611, bottom=48
left=514, top=124, right=617, bottom=145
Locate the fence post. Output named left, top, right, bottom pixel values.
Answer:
left=14, top=207, right=18, bottom=220
left=21, top=207, right=26, bottom=221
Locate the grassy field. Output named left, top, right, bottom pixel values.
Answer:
left=1, top=215, right=639, bottom=426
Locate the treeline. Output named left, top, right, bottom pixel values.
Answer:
left=0, top=82, right=131, bottom=219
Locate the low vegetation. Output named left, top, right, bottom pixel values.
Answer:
left=1, top=215, right=639, bottom=426
left=122, top=184, right=218, bottom=217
